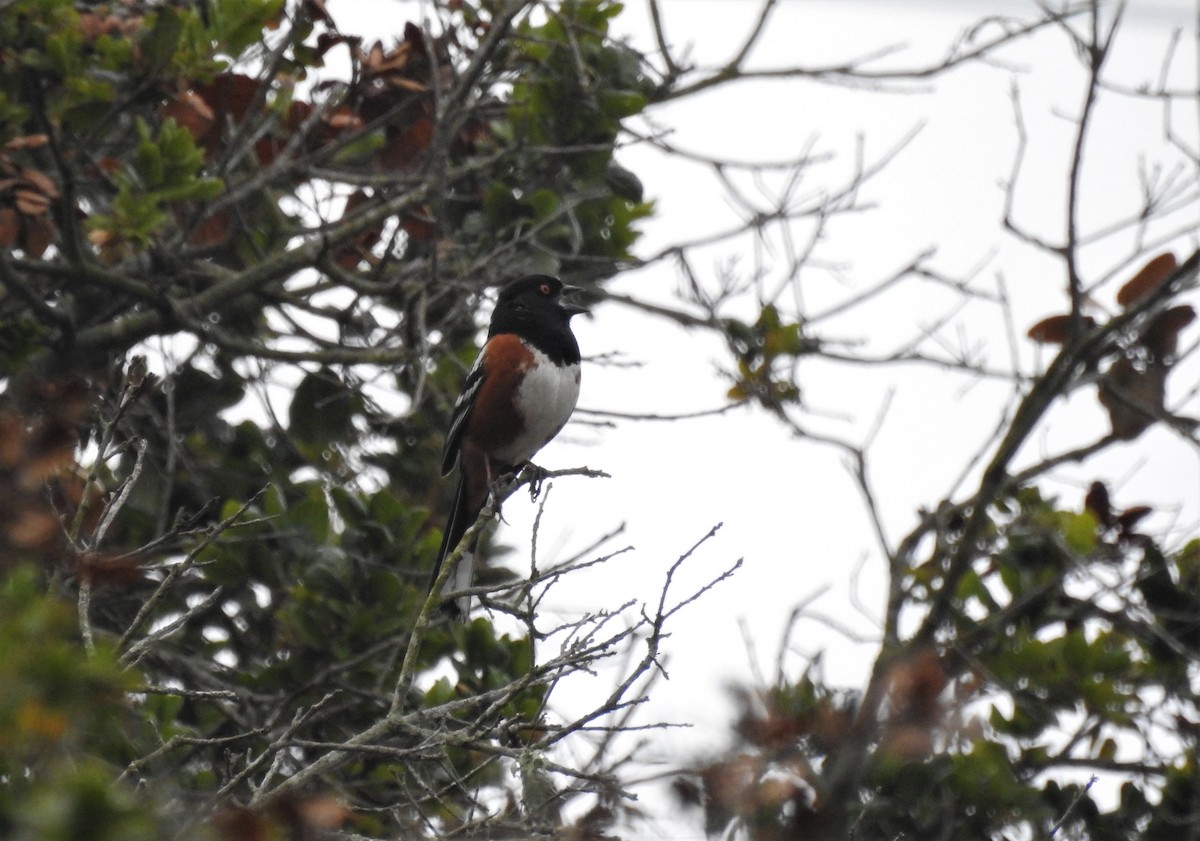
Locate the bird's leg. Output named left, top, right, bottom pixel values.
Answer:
left=485, top=462, right=522, bottom=524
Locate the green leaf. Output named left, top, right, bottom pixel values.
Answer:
left=289, top=369, right=360, bottom=445
left=141, top=7, right=185, bottom=75
left=1057, top=510, right=1099, bottom=554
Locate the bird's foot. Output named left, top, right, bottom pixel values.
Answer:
left=487, top=470, right=524, bottom=523
left=521, top=462, right=550, bottom=500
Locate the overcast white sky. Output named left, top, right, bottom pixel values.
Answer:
left=548, top=0, right=1199, bottom=824
left=552, top=0, right=1199, bottom=684
left=331, top=0, right=1200, bottom=832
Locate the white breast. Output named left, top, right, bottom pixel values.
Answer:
left=496, top=346, right=580, bottom=465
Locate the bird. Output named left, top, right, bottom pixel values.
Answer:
left=430, top=275, right=588, bottom=616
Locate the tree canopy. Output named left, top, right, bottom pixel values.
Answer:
left=0, top=1, right=1198, bottom=839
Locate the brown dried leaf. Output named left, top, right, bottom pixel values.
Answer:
left=8, top=509, right=61, bottom=552
left=14, top=188, right=51, bottom=215
left=388, top=77, right=428, bottom=92
left=562, top=804, right=618, bottom=841
left=78, top=12, right=125, bottom=41
left=325, top=107, right=364, bottom=132
left=21, top=214, right=56, bottom=258
left=1027, top=313, right=1096, bottom=344
left=699, top=755, right=761, bottom=814
left=292, top=796, right=353, bottom=830
left=887, top=647, right=946, bottom=726
left=364, top=41, right=386, bottom=70
left=88, top=228, right=120, bottom=248
left=0, top=413, right=23, bottom=469
left=20, top=168, right=60, bottom=198
left=756, top=776, right=809, bottom=809
left=1117, top=252, right=1177, bottom=308
left=880, top=723, right=935, bottom=760
left=4, top=134, right=49, bottom=151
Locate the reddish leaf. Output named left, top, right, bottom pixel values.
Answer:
left=671, top=777, right=704, bottom=808
left=195, top=73, right=260, bottom=126
left=75, top=551, right=145, bottom=587
left=457, top=116, right=491, bottom=146
left=1116, top=505, right=1153, bottom=535
left=162, top=89, right=216, bottom=141
left=306, top=0, right=336, bottom=26
left=315, top=31, right=358, bottom=59
left=1027, top=313, right=1096, bottom=344
left=377, top=117, right=433, bottom=170
left=1141, top=305, right=1196, bottom=359
left=400, top=207, right=437, bottom=242
left=270, top=102, right=362, bottom=162
left=214, top=795, right=353, bottom=841
left=1084, top=481, right=1112, bottom=528
left=21, top=214, right=56, bottom=258
left=1116, top=252, right=1177, bottom=308
left=0, top=207, right=18, bottom=247
left=171, top=76, right=261, bottom=159
left=567, top=804, right=618, bottom=841
left=1097, top=357, right=1166, bottom=440
left=253, top=136, right=286, bottom=167
left=333, top=190, right=383, bottom=268
left=8, top=507, right=61, bottom=552
left=189, top=209, right=232, bottom=247
left=78, top=12, right=122, bottom=41
left=699, top=755, right=762, bottom=814
left=285, top=100, right=314, bottom=131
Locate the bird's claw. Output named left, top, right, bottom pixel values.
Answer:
left=523, top=462, right=550, bottom=500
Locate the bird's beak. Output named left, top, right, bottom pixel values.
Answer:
left=559, top=284, right=590, bottom=317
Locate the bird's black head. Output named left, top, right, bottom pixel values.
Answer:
left=494, top=275, right=588, bottom=320
left=488, top=274, right=587, bottom=363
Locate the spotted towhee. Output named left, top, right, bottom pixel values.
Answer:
left=430, top=275, right=588, bottom=616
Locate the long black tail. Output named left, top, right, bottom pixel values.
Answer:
left=430, top=475, right=478, bottom=617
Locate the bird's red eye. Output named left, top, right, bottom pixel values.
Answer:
left=539, top=283, right=552, bottom=295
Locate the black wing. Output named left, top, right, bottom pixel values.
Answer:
left=441, top=349, right=486, bottom=476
